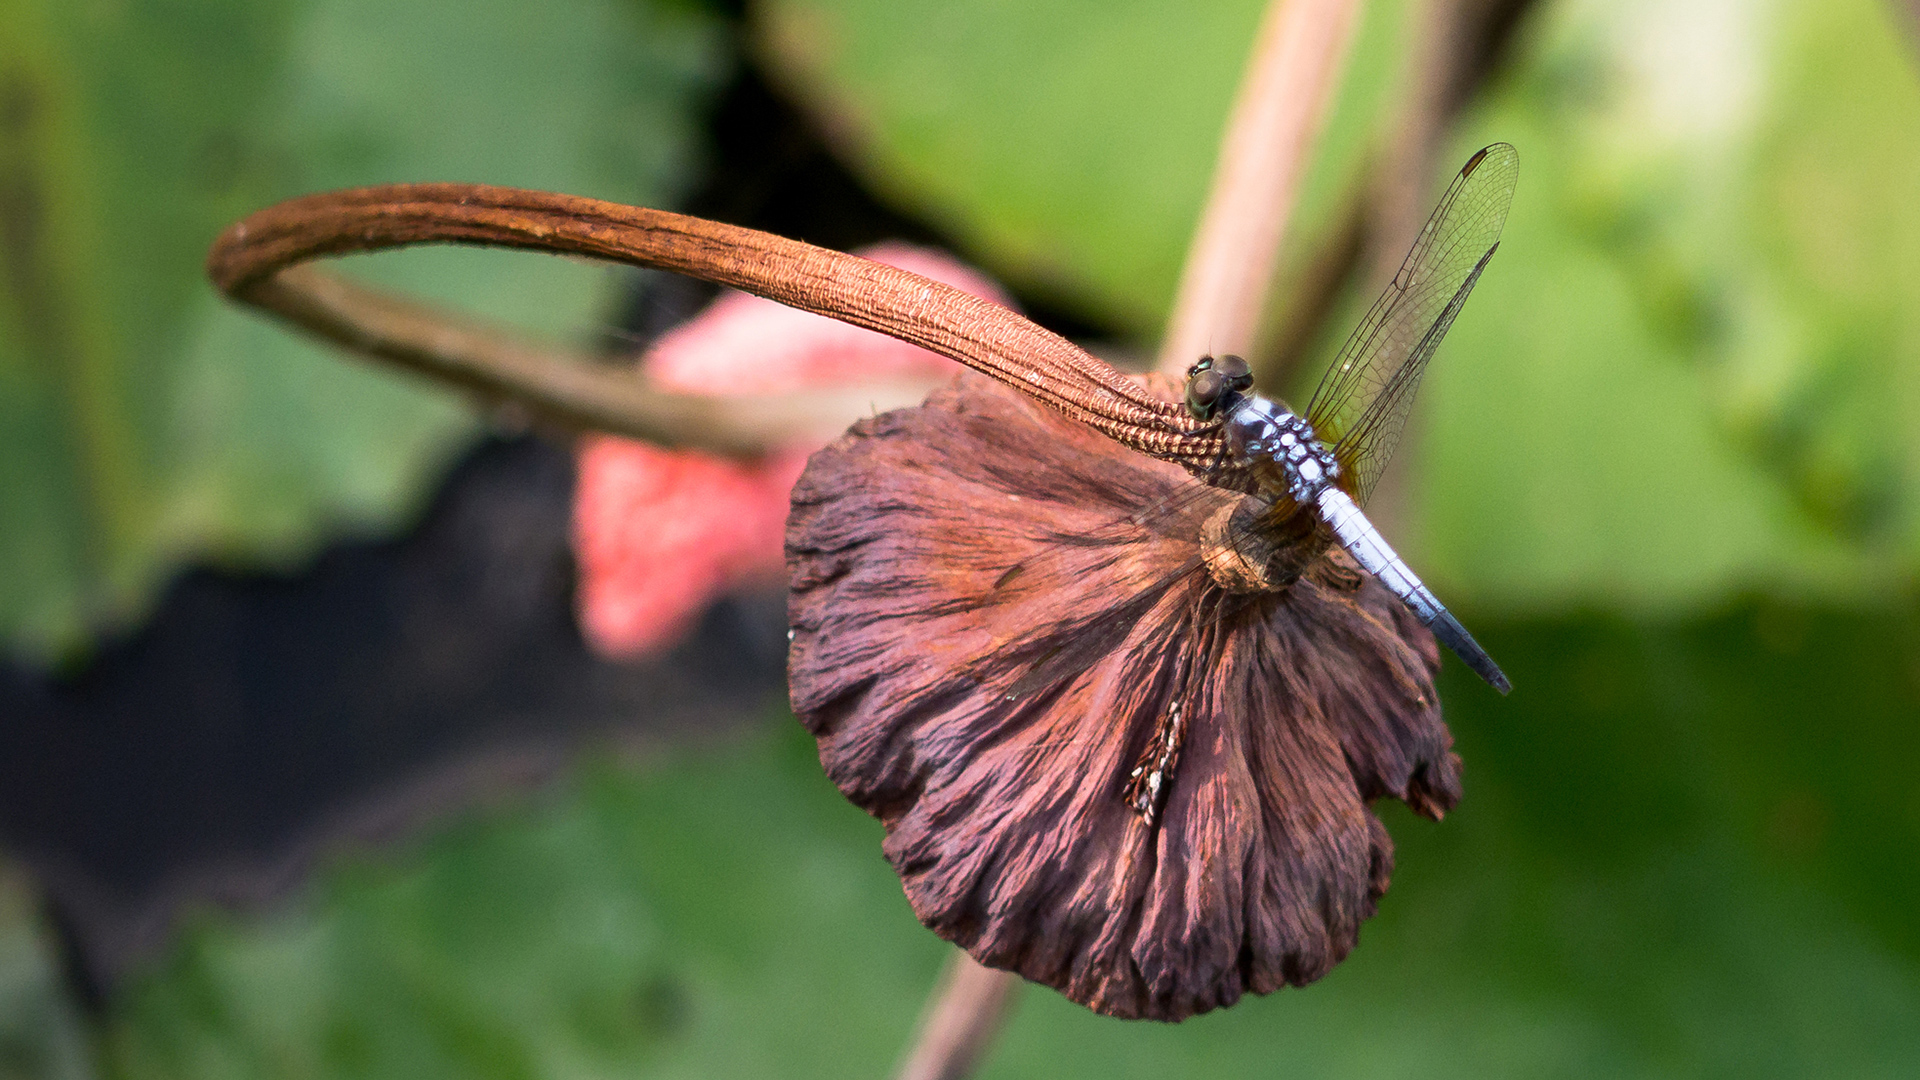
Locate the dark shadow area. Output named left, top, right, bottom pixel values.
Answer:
left=0, top=436, right=789, bottom=994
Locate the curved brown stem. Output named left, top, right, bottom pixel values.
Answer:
left=249, top=264, right=940, bottom=456
left=208, top=184, right=1222, bottom=467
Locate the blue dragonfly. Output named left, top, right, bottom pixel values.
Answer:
left=1182, top=142, right=1518, bottom=696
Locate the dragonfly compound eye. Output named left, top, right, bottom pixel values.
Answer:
left=1213, top=353, right=1253, bottom=391
left=1186, top=369, right=1228, bottom=420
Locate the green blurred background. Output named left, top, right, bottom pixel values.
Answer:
left=3, top=0, right=1920, bottom=1076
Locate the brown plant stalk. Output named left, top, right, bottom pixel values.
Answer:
left=893, top=952, right=1023, bottom=1080
left=247, top=263, right=938, bottom=456
left=207, top=184, right=1222, bottom=467
left=1156, top=0, right=1366, bottom=375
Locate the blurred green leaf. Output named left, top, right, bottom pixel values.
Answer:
left=0, top=0, right=725, bottom=661
left=104, top=601, right=1920, bottom=1077
left=1415, top=0, right=1920, bottom=610
left=756, top=0, right=1920, bottom=610
left=754, top=0, right=1408, bottom=335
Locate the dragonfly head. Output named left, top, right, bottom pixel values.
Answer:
left=1185, top=354, right=1254, bottom=420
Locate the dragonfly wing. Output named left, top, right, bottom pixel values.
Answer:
left=1305, top=143, right=1518, bottom=504
left=1339, top=242, right=1499, bottom=503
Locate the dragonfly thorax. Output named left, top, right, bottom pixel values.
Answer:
left=1222, top=394, right=1340, bottom=504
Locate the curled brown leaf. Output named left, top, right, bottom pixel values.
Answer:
left=787, top=372, right=1462, bottom=1021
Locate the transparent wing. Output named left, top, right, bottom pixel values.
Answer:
left=1305, top=143, right=1517, bottom=504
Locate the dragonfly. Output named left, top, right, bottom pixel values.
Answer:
left=1186, top=141, right=1517, bottom=695
left=988, top=143, right=1517, bottom=823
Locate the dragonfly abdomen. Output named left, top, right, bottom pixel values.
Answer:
left=1314, top=486, right=1511, bottom=694
left=1314, top=487, right=1441, bottom=622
